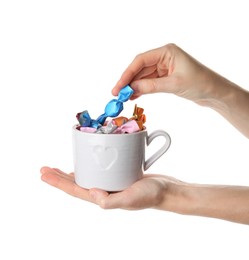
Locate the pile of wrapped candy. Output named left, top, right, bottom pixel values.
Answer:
left=76, top=85, right=146, bottom=134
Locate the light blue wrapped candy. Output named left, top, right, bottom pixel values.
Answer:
left=96, top=85, right=134, bottom=125
left=76, top=85, right=134, bottom=129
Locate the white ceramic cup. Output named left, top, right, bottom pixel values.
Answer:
left=72, top=125, right=171, bottom=191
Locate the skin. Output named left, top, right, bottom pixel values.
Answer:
left=40, top=43, right=249, bottom=225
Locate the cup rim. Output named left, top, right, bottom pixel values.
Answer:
left=72, top=124, right=147, bottom=136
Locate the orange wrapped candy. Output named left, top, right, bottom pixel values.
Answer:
left=112, top=116, right=129, bottom=127
left=129, top=104, right=146, bottom=130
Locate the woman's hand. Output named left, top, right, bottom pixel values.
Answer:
left=40, top=166, right=249, bottom=224
left=112, top=43, right=249, bottom=137
left=112, top=43, right=218, bottom=104
left=40, top=166, right=182, bottom=210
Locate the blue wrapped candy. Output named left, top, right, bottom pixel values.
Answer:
left=96, top=85, right=134, bottom=125
left=76, top=110, right=101, bottom=129
left=76, top=110, right=91, bottom=126
left=76, top=85, right=134, bottom=128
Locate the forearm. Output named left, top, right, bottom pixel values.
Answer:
left=201, top=71, right=249, bottom=138
left=161, top=182, right=249, bottom=225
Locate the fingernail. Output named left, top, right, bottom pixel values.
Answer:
left=40, top=166, right=51, bottom=174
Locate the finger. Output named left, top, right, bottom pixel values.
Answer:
left=139, top=70, right=160, bottom=80
left=130, top=75, right=171, bottom=100
left=52, top=168, right=75, bottom=181
left=131, top=70, right=178, bottom=96
left=41, top=171, right=94, bottom=202
left=132, top=65, right=158, bottom=81
left=130, top=78, right=157, bottom=95
left=129, top=94, right=141, bottom=100
left=112, top=48, right=163, bottom=96
left=89, top=188, right=134, bottom=210
left=40, top=167, right=74, bottom=182
left=113, top=68, right=160, bottom=99
left=40, top=166, right=53, bottom=174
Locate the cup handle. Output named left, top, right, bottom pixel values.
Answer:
left=144, top=130, right=171, bottom=171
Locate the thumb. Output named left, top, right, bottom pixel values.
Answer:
left=89, top=188, right=130, bottom=209
left=130, top=77, right=176, bottom=96
left=89, top=189, right=109, bottom=206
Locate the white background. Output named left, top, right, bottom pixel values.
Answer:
left=1, top=0, right=249, bottom=259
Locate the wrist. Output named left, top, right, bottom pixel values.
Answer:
left=195, top=69, right=235, bottom=109
left=156, top=179, right=214, bottom=217
left=195, top=69, right=249, bottom=137
left=158, top=181, right=213, bottom=217
left=159, top=180, right=249, bottom=224
left=155, top=178, right=194, bottom=215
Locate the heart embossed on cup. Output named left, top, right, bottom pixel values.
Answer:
left=91, top=145, right=118, bottom=170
